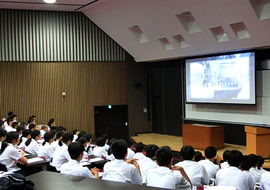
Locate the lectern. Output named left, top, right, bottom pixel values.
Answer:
left=245, top=126, right=270, bottom=158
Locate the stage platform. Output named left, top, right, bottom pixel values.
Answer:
left=131, top=133, right=270, bottom=170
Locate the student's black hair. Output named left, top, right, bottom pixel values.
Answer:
left=59, top=132, right=73, bottom=146
left=18, top=129, right=31, bottom=146
left=248, top=154, right=258, bottom=167
left=8, top=111, right=13, bottom=117
left=241, top=155, right=251, bottom=171
left=27, top=116, right=35, bottom=124
left=102, top=134, right=109, bottom=140
left=50, top=130, right=56, bottom=138
left=194, top=151, right=203, bottom=162
left=11, top=122, right=18, bottom=129
left=28, top=124, right=36, bottom=131
left=227, top=150, right=243, bottom=167
left=135, top=142, right=144, bottom=152
left=1, top=132, right=19, bottom=154
left=127, top=140, right=134, bottom=148
left=25, top=129, right=40, bottom=146
left=204, top=146, right=217, bottom=159
left=48, top=118, right=55, bottom=127
left=42, top=132, right=54, bottom=146
left=50, top=126, right=57, bottom=131
left=12, top=114, right=17, bottom=118
left=96, top=137, right=106, bottom=147
left=108, top=138, right=117, bottom=146
left=111, top=139, right=128, bottom=159
left=68, top=142, right=85, bottom=160
left=180, top=145, right=195, bottom=160
left=6, top=117, right=13, bottom=125
left=77, top=137, right=87, bottom=145
left=257, top=155, right=264, bottom=169
left=73, top=129, right=79, bottom=135
left=16, top=125, right=24, bottom=133
left=77, top=131, right=86, bottom=139
left=0, top=129, right=7, bottom=139
left=55, top=131, right=64, bottom=141
left=156, top=146, right=173, bottom=167
left=83, top=133, right=92, bottom=142
left=145, top=144, right=159, bottom=159
left=223, top=150, right=230, bottom=161
left=0, top=120, right=4, bottom=128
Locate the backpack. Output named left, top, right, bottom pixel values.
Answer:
left=0, top=173, right=34, bottom=190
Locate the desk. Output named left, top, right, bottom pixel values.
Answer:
left=182, top=124, right=224, bottom=150
left=27, top=171, right=167, bottom=190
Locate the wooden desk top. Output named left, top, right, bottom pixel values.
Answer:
left=27, top=171, right=167, bottom=190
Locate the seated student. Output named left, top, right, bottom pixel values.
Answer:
left=16, top=125, right=24, bottom=138
left=248, top=153, right=262, bottom=184
left=51, top=131, right=64, bottom=151
left=60, top=142, right=99, bottom=179
left=38, top=132, right=54, bottom=161
left=102, top=134, right=110, bottom=152
left=221, top=150, right=230, bottom=169
left=198, top=146, right=221, bottom=179
left=257, top=155, right=267, bottom=174
left=0, top=129, right=7, bottom=150
left=26, top=116, right=35, bottom=129
left=25, top=130, right=41, bottom=155
left=77, top=137, right=90, bottom=160
left=40, top=125, right=48, bottom=139
left=52, top=132, right=73, bottom=171
left=102, top=139, right=142, bottom=184
left=194, top=151, right=203, bottom=162
left=11, top=122, right=19, bottom=130
left=0, top=120, right=4, bottom=129
left=107, top=138, right=116, bottom=161
left=260, top=171, right=270, bottom=190
left=72, top=129, right=80, bottom=142
left=47, top=118, right=55, bottom=131
left=215, top=150, right=253, bottom=190
left=0, top=132, right=27, bottom=173
left=28, top=124, right=39, bottom=132
left=84, top=133, right=94, bottom=155
left=134, top=142, right=146, bottom=161
left=92, top=137, right=108, bottom=158
left=137, top=144, right=159, bottom=183
left=18, top=129, right=31, bottom=149
left=146, top=146, right=191, bottom=190
left=241, top=155, right=255, bottom=189
left=5, top=117, right=15, bottom=132
left=175, top=145, right=209, bottom=186
left=126, top=140, right=135, bottom=160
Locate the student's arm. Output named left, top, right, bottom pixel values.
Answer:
left=216, top=155, right=222, bottom=169
left=18, top=156, right=28, bottom=164
left=172, top=166, right=192, bottom=187
left=126, top=158, right=141, bottom=175
left=90, top=167, right=99, bottom=179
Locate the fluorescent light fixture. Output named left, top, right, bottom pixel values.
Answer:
left=43, top=0, right=56, bottom=3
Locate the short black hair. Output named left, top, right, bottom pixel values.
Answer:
left=29, top=124, right=36, bottom=131
left=68, top=142, right=85, bottom=160
left=223, top=150, right=230, bottom=161
left=16, top=125, right=24, bottom=133
left=108, top=138, right=117, bottom=146
left=73, top=129, right=79, bottom=135
left=127, top=140, right=134, bottom=148
left=78, top=131, right=86, bottom=139
left=77, top=137, right=87, bottom=145
left=156, top=146, right=173, bottom=166
left=194, top=151, right=203, bottom=162
left=228, top=150, right=243, bottom=167
left=83, top=133, right=92, bottom=142
left=111, top=139, right=128, bottom=159
left=257, top=155, right=264, bottom=169
left=0, top=129, right=7, bottom=138
left=102, top=134, right=109, bottom=140
left=135, top=142, right=144, bottom=152
left=180, top=145, right=195, bottom=160
left=248, top=154, right=258, bottom=167
left=204, top=146, right=217, bottom=159
left=6, top=117, right=13, bottom=124
left=96, top=137, right=106, bottom=146
left=145, top=144, right=159, bottom=159
left=241, top=155, right=251, bottom=171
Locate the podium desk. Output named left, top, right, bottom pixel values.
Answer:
left=182, top=124, right=224, bottom=150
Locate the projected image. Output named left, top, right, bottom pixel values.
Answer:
left=186, top=52, right=255, bottom=104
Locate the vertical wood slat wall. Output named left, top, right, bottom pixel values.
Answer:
left=0, top=62, right=128, bottom=134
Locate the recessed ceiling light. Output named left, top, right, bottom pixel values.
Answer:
left=43, top=0, right=56, bottom=3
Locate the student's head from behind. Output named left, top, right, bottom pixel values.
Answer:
left=68, top=142, right=85, bottom=161
left=73, top=129, right=79, bottom=135
left=102, top=134, right=109, bottom=143
left=223, top=150, right=230, bottom=161
left=22, top=129, right=31, bottom=138
left=194, top=151, right=203, bottom=162
left=180, top=145, right=195, bottom=160
left=156, top=146, right=173, bottom=167
left=29, top=124, right=37, bottom=132
left=257, top=155, right=264, bottom=169
left=127, top=140, right=134, bottom=148
left=0, top=129, right=7, bottom=142
left=56, top=131, right=64, bottom=140
left=6, top=131, right=19, bottom=144
left=6, top=117, right=13, bottom=126
left=59, top=132, right=73, bottom=146
left=77, top=137, right=87, bottom=147
left=248, top=154, right=258, bottom=167
left=0, top=120, right=4, bottom=129
left=204, top=146, right=217, bottom=159
left=31, top=129, right=41, bottom=141
left=96, top=137, right=106, bottom=147
left=111, top=139, right=128, bottom=159
left=241, top=155, right=251, bottom=171
left=42, top=132, right=54, bottom=145
left=48, top=118, right=55, bottom=127
left=135, top=142, right=144, bottom=152
left=227, top=150, right=243, bottom=167
left=145, top=144, right=159, bottom=159
left=16, top=125, right=24, bottom=135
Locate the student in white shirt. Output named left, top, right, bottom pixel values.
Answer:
left=260, top=171, right=270, bottom=190
left=61, top=142, right=99, bottom=179
left=146, top=146, right=191, bottom=190
left=83, top=133, right=93, bottom=155
left=134, top=142, right=146, bottom=161
left=17, top=129, right=31, bottom=149
left=25, top=129, right=41, bottom=156
left=72, top=129, right=79, bottom=142
left=0, top=132, right=27, bottom=173
left=77, top=137, right=91, bottom=160
left=16, top=125, right=24, bottom=138
left=51, top=131, right=64, bottom=151
left=102, top=139, right=142, bottom=185
left=215, top=150, right=253, bottom=190
left=102, top=134, right=110, bottom=152
left=248, top=154, right=262, bottom=184
left=106, top=138, right=116, bottom=161
left=52, top=132, right=73, bottom=171
left=138, top=144, right=159, bottom=183
left=257, top=155, right=267, bottom=174
left=221, top=150, right=230, bottom=169
left=194, top=151, right=203, bottom=162
left=92, top=137, right=108, bottom=158
left=5, top=117, right=15, bottom=133
left=47, top=118, right=55, bottom=132
left=126, top=140, right=135, bottom=160
left=175, top=145, right=209, bottom=186
left=198, top=146, right=221, bottom=179
left=240, top=155, right=255, bottom=189
left=38, top=132, right=54, bottom=161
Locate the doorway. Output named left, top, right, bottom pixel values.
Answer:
left=94, top=105, right=129, bottom=141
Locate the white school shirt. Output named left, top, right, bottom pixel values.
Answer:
left=175, top=160, right=209, bottom=186
left=0, top=143, right=22, bottom=172
left=133, top=152, right=146, bottom=161
left=85, top=144, right=93, bottom=155
left=18, top=137, right=28, bottom=149
left=198, top=159, right=220, bottom=178
left=92, top=146, right=107, bottom=158
left=104, top=143, right=110, bottom=152
left=3, top=121, right=8, bottom=130
left=257, top=167, right=267, bottom=174
left=51, top=140, right=59, bottom=151
left=126, top=148, right=135, bottom=160
left=215, top=166, right=253, bottom=190
left=221, top=161, right=230, bottom=169
left=249, top=167, right=262, bottom=183
left=137, top=157, right=158, bottom=183
left=242, top=171, right=255, bottom=189
left=38, top=142, right=54, bottom=161
left=25, top=139, right=40, bottom=156
left=52, top=143, right=71, bottom=171
left=102, top=159, right=142, bottom=185
left=260, top=172, right=270, bottom=190
left=60, top=159, right=95, bottom=178
left=40, top=130, right=46, bottom=139
left=146, top=166, right=191, bottom=190
left=72, top=135, right=78, bottom=142
left=5, top=126, right=16, bottom=133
